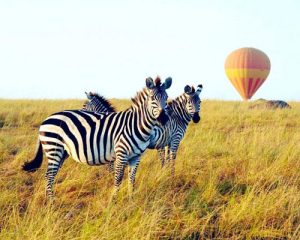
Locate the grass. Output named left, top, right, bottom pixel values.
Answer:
left=0, top=99, right=300, bottom=239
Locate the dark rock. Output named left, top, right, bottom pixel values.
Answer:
left=249, top=99, right=291, bottom=109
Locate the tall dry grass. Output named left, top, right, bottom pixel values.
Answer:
left=0, top=99, right=299, bottom=239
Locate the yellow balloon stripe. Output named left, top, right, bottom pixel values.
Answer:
left=225, top=68, right=270, bottom=79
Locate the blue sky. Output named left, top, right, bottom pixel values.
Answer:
left=0, top=0, right=299, bottom=100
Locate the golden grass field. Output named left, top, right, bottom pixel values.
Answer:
left=0, top=99, right=300, bottom=239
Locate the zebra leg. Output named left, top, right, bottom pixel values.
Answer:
left=170, top=149, right=177, bottom=176
left=165, top=145, right=170, bottom=165
left=112, top=157, right=127, bottom=199
left=158, top=148, right=165, bottom=167
left=128, top=157, right=140, bottom=197
left=45, top=150, right=68, bottom=199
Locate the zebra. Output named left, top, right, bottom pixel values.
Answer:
left=22, top=77, right=172, bottom=199
left=150, top=84, right=202, bottom=174
left=83, top=84, right=203, bottom=174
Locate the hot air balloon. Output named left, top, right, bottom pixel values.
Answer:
left=225, top=47, right=271, bottom=100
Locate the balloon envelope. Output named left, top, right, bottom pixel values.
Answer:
left=225, top=47, right=271, bottom=100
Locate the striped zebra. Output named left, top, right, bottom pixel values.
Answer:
left=150, top=84, right=202, bottom=174
left=22, top=77, right=172, bottom=199
left=83, top=84, right=203, bottom=174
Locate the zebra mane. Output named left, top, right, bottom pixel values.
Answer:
left=167, top=94, right=188, bottom=115
left=166, top=101, right=175, bottom=115
left=86, top=92, right=116, bottom=112
left=130, top=88, right=148, bottom=108
left=167, top=98, right=180, bottom=114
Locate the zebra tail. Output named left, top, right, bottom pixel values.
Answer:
left=22, top=140, right=43, bottom=172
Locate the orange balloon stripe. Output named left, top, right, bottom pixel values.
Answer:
left=229, top=77, right=243, bottom=99
left=241, top=78, right=247, bottom=99
left=239, top=70, right=247, bottom=98
left=229, top=78, right=240, bottom=96
left=234, top=77, right=245, bottom=99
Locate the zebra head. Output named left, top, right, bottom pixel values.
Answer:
left=184, top=84, right=203, bottom=123
left=83, top=92, right=116, bottom=113
left=146, top=77, right=172, bottom=126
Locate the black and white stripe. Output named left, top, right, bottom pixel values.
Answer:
left=23, top=77, right=172, bottom=199
left=83, top=84, right=203, bottom=174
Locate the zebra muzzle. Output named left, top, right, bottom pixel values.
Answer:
left=157, top=110, right=169, bottom=126
left=192, top=112, right=200, bottom=123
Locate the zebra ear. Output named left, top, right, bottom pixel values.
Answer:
left=163, top=77, right=172, bottom=89
left=184, top=85, right=192, bottom=95
left=196, top=84, right=203, bottom=95
left=146, top=77, right=155, bottom=89
left=85, top=92, right=93, bottom=100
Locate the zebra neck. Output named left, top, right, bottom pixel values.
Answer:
left=129, top=88, right=157, bottom=141
left=170, top=100, right=191, bottom=125
left=131, top=101, right=156, bottom=141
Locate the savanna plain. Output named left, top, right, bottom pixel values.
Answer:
left=0, top=99, right=300, bottom=239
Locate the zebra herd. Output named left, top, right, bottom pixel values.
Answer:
left=22, top=77, right=203, bottom=200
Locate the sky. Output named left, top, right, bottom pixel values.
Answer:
left=0, top=0, right=299, bottom=100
